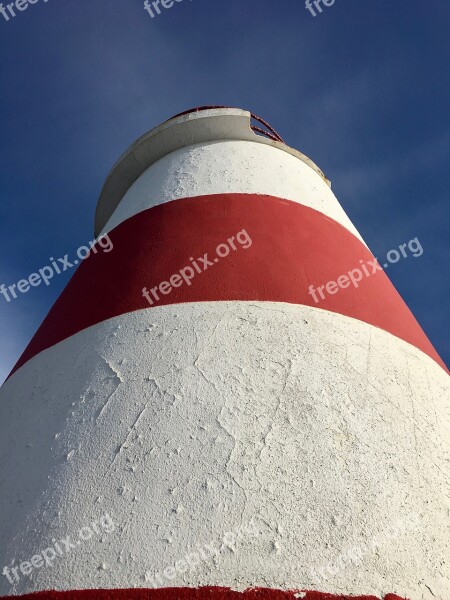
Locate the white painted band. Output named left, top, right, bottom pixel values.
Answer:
left=100, top=141, right=364, bottom=244
left=0, top=302, right=448, bottom=599
left=95, top=108, right=330, bottom=236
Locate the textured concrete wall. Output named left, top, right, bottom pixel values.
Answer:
left=99, top=139, right=363, bottom=242
left=0, top=303, right=449, bottom=598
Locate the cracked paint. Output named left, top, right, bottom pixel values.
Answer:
left=0, top=303, right=448, bottom=599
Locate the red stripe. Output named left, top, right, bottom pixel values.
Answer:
left=10, top=194, right=447, bottom=376
left=0, top=587, right=409, bottom=600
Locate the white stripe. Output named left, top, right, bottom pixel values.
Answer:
left=95, top=108, right=331, bottom=236
left=100, top=141, right=366, bottom=244
left=0, top=302, right=448, bottom=598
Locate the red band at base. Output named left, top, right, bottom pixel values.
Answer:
left=0, top=587, right=409, bottom=600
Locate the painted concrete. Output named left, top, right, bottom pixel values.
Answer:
left=1, top=108, right=448, bottom=600
left=6, top=587, right=410, bottom=600
left=95, top=108, right=330, bottom=235
left=1, top=303, right=449, bottom=599
left=99, top=140, right=363, bottom=243
left=11, top=194, right=446, bottom=375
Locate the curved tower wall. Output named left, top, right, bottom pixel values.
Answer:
left=0, top=108, right=448, bottom=600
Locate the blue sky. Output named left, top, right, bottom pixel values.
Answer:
left=0, top=0, right=449, bottom=382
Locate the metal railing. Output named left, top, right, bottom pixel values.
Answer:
left=169, top=105, right=285, bottom=144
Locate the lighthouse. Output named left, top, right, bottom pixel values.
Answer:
left=0, top=107, right=448, bottom=600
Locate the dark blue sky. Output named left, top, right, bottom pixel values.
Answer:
left=0, top=0, right=449, bottom=382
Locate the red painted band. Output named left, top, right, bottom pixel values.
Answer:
left=10, top=194, right=447, bottom=376
left=0, top=587, right=409, bottom=600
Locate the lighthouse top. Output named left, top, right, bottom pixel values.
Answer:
left=95, top=106, right=330, bottom=236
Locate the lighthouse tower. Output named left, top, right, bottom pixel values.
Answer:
left=0, top=107, right=448, bottom=600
